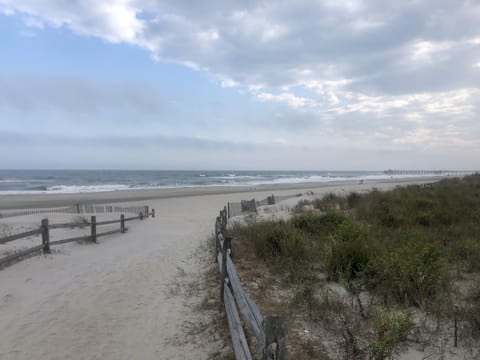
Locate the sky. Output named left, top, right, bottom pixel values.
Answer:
left=0, top=0, right=479, bottom=170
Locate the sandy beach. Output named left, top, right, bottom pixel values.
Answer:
left=0, top=177, right=442, bottom=359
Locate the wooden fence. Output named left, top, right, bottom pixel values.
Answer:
left=227, top=193, right=303, bottom=218
left=0, top=204, right=149, bottom=219
left=0, top=206, right=155, bottom=268
left=215, top=206, right=286, bottom=360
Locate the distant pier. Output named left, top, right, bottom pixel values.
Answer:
left=384, top=169, right=479, bottom=176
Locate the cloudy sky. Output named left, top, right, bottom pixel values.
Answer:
left=0, top=0, right=479, bottom=170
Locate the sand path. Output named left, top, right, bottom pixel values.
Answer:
left=0, top=195, right=223, bottom=360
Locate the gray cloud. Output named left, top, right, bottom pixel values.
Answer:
left=0, top=74, right=163, bottom=115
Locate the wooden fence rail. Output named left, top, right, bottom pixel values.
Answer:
left=215, top=206, right=286, bottom=360
left=0, top=207, right=155, bottom=268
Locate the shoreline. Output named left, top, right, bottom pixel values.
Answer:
left=0, top=175, right=449, bottom=210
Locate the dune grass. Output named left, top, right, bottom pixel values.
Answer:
left=229, top=175, right=480, bottom=358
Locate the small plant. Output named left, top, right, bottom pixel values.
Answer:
left=368, top=308, right=415, bottom=359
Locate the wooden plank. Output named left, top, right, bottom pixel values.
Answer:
left=217, top=252, right=223, bottom=273
left=0, top=228, right=42, bottom=244
left=0, top=244, right=44, bottom=266
left=224, top=285, right=253, bottom=360
left=49, top=222, right=90, bottom=229
left=95, top=219, right=121, bottom=226
left=226, top=255, right=263, bottom=339
left=50, top=235, right=90, bottom=245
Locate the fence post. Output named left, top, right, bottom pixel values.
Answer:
left=41, top=218, right=50, bottom=254
left=151, top=208, right=155, bottom=218
left=215, top=216, right=222, bottom=255
left=76, top=203, right=80, bottom=214
left=252, top=198, right=257, bottom=212
left=227, top=202, right=230, bottom=219
left=268, top=194, right=275, bottom=205
left=225, top=236, right=234, bottom=260
left=220, top=237, right=232, bottom=303
left=120, top=214, right=125, bottom=233
left=140, top=211, right=144, bottom=220
left=223, top=206, right=228, bottom=225
left=145, top=206, right=149, bottom=218
left=91, top=216, right=97, bottom=243
left=261, top=316, right=286, bottom=360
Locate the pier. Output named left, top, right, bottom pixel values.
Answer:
left=384, top=169, right=479, bottom=176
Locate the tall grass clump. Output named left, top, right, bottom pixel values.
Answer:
left=292, top=210, right=348, bottom=235
left=231, top=220, right=306, bottom=263
left=324, top=219, right=373, bottom=283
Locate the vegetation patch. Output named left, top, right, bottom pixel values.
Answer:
left=229, top=175, right=480, bottom=359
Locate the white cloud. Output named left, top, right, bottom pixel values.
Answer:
left=256, top=92, right=311, bottom=109
left=0, top=0, right=143, bottom=43
left=410, top=40, right=452, bottom=62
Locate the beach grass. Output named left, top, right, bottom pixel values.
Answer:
left=229, top=174, right=480, bottom=358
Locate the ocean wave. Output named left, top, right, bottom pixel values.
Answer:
left=0, top=172, right=443, bottom=195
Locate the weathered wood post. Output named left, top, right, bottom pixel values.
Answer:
left=252, top=198, right=257, bottom=212
left=151, top=208, right=155, bottom=218
left=76, top=203, right=81, bottom=214
left=41, top=218, right=50, bottom=254
left=215, top=216, right=222, bottom=254
left=120, top=214, right=125, bottom=233
left=261, top=316, right=286, bottom=360
left=268, top=194, right=275, bottom=205
left=226, top=236, right=234, bottom=260
left=91, top=216, right=97, bottom=243
left=227, top=202, right=231, bottom=219
left=219, top=210, right=225, bottom=233
left=140, top=211, right=144, bottom=220
left=223, top=206, right=228, bottom=225
left=220, top=236, right=232, bottom=303
left=145, top=206, right=149, bottom=218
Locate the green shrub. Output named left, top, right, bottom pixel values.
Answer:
left=346, top=191, right=362, bottom=209
left=292, top=211, right=348, bottom=235
left=376, top=200, right=405, bottom=228
left=324, top=220, right=372, bottom=282
left=313, top=193, right=347, bottom=211
left=254, top=222, right=306, bottom=261
left=368, top=240, right=448, bottom=305
left=368, top=308, right=415, bottom=360
left=449, top=238, right=480, bottom=272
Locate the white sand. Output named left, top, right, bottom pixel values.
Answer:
left=0, top=178, right=441, bottom=359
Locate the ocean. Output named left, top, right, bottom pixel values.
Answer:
left=0, top=169, right=421, bottom=195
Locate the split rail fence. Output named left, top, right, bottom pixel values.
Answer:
left=215, top=205, right=286, bottom=360
left=0, top=205, right=154, bottom=268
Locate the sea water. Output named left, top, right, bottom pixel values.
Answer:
left=0, top=169, right=425, bottom=194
